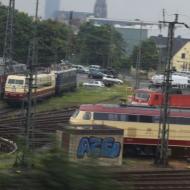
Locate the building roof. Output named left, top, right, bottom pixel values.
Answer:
left=150, top=35, right=190, bottom=56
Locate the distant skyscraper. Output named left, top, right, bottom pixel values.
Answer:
left=94, top=0, right=107, bottom=18
left=45, top=0, right=60, bottom=19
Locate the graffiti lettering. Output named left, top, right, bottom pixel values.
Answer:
left=77, top=137, right=121, bottom=159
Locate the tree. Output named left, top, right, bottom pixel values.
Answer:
left=76, top=23, right=127, bottom=69
left=37, top=20, right=74, bottom=65
left=0, top=3, right=74, bottom=65
left=14, top=12, right=33, bottom=63
left=130, top=39, right=159, bottom=70
left=0, top=4, right=33, bottom=63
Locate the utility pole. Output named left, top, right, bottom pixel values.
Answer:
left=15, top=0, right=39, bottom=167
left=135, top=22, right=143, bottom=89
left=3, top=0, right=15, bottom=73
left=25, top=0, right=39, bottom=152
left=65, top=11, right=73, bottom=63
left=156, top=14, right=189, bottom=167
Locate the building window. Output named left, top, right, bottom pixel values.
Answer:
left=181, top=53, right=186, bottom=59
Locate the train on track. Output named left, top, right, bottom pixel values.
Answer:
left=130, top=88, right=190, bottom=108
left=4, top=68, right=77, bottom=102
left=70, top=103, right=190, bottom=156
left=0, top=63, right=27, bottom=95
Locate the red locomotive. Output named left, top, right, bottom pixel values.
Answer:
left=130, top=88, right=190, bottom=108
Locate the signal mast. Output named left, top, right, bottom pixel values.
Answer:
left=3, top=0, right=15, bottom=74
left=156, top=14, right=189, bottom=167
left=14, top=0, right=39, bottom=167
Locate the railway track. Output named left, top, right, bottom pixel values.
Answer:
left=1, top=106, right=190, bottom=189
left=0, top=107, right=16, bottom=116
left=0, top=106, right=77, bottom=148
left=114, top=169, right=190, bottom=190
left=0, top=137, right=17, bottom=153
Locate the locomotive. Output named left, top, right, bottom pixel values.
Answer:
left=4, top=68, right=77, bottom=102
left=70, top=103, right=190, bottom=156
left=130, top=88, right=190, bottom=108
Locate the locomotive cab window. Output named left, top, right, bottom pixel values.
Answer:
left=135, top=92, right=150, bottom=101
left=8, top=79, right=24, bottom=85
left=72, top=109, right=79, bottom=118
left=8, top=79, right=15, bottom=84
left=83, top=112, right=91, bottom=120
left=15, top=80, right=24, bottom=85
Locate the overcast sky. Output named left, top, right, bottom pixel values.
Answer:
left=1, top=0, right=190, bottom=37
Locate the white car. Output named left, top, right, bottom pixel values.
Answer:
left=103, top=76, right=123, bottom=84
left=72, top=65, right=89, bottom=74
left=83, top=80, right=105, bottom=87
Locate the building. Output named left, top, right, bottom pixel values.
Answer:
left=172, top=42, right=190, bottom=71
left=115, top=26, right=148, bottom=55
left=88, top=18, right=149, bottom=54
left=45, top=0, right=60, bottom=19
left=55, top=11, right=93, bottom=27
left=94, top=0, right=107, bottom=18
left=151, top=35, right=190, bottom=72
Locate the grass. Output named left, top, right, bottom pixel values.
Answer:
left=0, top=154, right=16, bottom=170
left=36, top=84, right=131, bottom=112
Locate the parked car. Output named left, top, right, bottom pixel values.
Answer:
left=103, top=76, right=123, bottom=86
left=89, top=65, right=101, bottom=70
left=72, top=65, right=89, bottom=74
left=100, top=68, right=117, bottom=77
left=83, top=80, right=105, bottom=87
left=88, top=69, right=106, bottom=79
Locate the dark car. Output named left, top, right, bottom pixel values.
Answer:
left=102, top=68, right=118, bottom=77
left=88, top=69, right=105, bottom=79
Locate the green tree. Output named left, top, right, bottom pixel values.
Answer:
left=0, top=3, right=73, bottom=65
left=37, top=20, right=74, bottom=65
left=0, top=4, right=33, bottom=63
left=0, top=4, right=10, bottom=57
left=130, top=39, right=159, bottom=70
left=14, top=12, right=33, bottom=63
left=76, top=23, right=127, bottom=69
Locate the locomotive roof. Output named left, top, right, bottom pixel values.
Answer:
left=80, top=104, right=190, bottom=117
left=7, top=73, right=53, bottom=79
left=135, top=88, right=190, bottom=95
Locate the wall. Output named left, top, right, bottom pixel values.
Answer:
left=57, top=126, right=124, bottom=166
left=172, top=42, right=190, bottom=71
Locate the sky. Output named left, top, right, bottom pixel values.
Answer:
left=1, top=0, right=190, bottom=37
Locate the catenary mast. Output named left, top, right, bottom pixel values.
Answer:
left=3, top=0, right=15, bottom=73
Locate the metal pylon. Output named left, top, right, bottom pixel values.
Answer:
left=3, top=0, right=15, bottom=72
